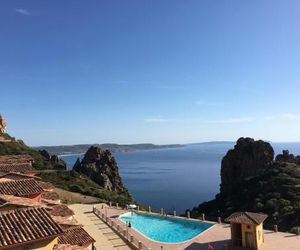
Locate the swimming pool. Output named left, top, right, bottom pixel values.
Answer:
left=119, top=212, right=214, bottom=243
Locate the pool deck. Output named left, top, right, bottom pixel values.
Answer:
left=99, top=206, right=300, bottom=250
left=68, top=204, right=131, bottom=250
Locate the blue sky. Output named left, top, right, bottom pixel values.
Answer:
left=1, top=0, right=300, bottom=146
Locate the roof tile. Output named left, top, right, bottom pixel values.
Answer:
left=0, top=207, right=63, bottom=248
left=225, top=211, right=268, bottom=225
left=0, top=179, right=44, bottom=196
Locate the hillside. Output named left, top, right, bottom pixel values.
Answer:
left=0, top=132, right=66, bottom=170
left=0, top=130, right=132, bottom=206
left=191, top=138, right=300, bottom=233
left=34, top=143, right=183, bottom=155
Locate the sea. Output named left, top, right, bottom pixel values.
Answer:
left=60, top=142, right=300, bottom=213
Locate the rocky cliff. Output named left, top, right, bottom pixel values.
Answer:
left=191, top=137, right=300, bottom=232
left=220, top=137, right=274, bottom=194
left=73, top=146, right=129, bottom=195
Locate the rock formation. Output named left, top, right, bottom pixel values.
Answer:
left=275, top=150, right=300, bottom=164
left=191, top=137, right=300, bottom=232
left=73, top=146, right=128, bottom=194
left=220, top=137, right=274, bottom=194
left=39, top=149, right=67, bottom=170
left=0, top=113, right=7, bottom=133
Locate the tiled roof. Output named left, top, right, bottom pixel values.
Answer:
left=37, top=181, right=54, bottom=191
left=0, top=194, right=43, bottom=208
left=49, top=205, right=74, bottom=217
left=225, top=212, right=268, bottom=225
left=0, top=155, right=33, bottom=164
left=58, top=226, right=95, bottom=247
left=0, top=163, right=37, bottom=174
left=0, top=179, right=44, bottom=196
left=51, top=216, right=78, bottom=227
left=0, top=172, right=41, bottom=182
left=42, top=191, right=60, bottom=201
left=0, top=207, right=63, bottom=248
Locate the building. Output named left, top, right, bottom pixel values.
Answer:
left=0, top=179, right=44, bottom=201
left=49, top=204, right=75, bottom=221
left=225, top=211, right=268, bottom=249
left=0, top=154, right=34, bottom=165
left=42, top=191, right=61, bottom=203
left=0, top=163, right=37, bottom=175
left=0, top=194, right=43, bottom=212
left=58, top=226, right=95, bottom=249
left=0, top=207, right=63, bottom=250
left=0, top=172, right=41, bottom=182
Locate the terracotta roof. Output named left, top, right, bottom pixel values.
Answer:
left=57, top=244, right=88, bottom=250
left=42, top=191, right=60, bottom=201
left=225, top=212, right=268, bottom=225
left=0, top=163, right=37, bottom=174
left=58, top=226, right=95, bottom=247
left=51, top=216, right=78, bottom=227
left=0, top=207, right=63, bottom=248
left=0, top=155, right=33, bottom=164
left=37, top=181, right=54, bottom=191
left=0, top=172, right=41, bottom=182
left=0, top=179, right=44, bottom=196
left=0, top=194, right=43, bottom=208
left=49, top=205, right=74, bottom=217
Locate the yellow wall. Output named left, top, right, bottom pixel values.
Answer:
left=240, top=223, right=264, bottom=249
left=256, top=224, right=264, bottom=248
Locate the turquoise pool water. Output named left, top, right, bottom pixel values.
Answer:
left=119, top=212, right=213, bottom=243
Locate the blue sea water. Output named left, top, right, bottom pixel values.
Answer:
left=119, top=212, right=213, bottom=243
left=60, top=142, right=300, bottom=213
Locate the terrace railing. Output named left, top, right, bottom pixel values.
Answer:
left=93, top=206, right=150, bottom=250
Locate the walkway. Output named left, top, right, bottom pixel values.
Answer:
left=68, top=204, right=131, bottom=250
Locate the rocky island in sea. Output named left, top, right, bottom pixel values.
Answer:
left=191, top=137, right=300, bottom=233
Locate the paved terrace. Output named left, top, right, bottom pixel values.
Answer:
left=91, top=205, right=300, bottom=250
left=69, top=204, right=131, bottom=250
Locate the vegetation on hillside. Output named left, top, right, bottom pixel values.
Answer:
left=0, top=132, right=64, bottom=170
left=191, top=138, right=300, bottom=233
left=38, top=170, right=131, bottom=206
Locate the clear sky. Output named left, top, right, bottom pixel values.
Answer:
left=1, top=1, right=300, bottom=146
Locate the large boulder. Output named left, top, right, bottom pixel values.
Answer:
left=73, top=146, right=128, bottom=194
left=220, top=137, right=274, bottom=194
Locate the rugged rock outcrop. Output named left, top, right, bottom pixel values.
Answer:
left=73, top=146, right=128, bottom=194
left=39, top=149, right=67, bottom=170
left=275, top=150, right=300, bottom=164
left=220, top=137, right=274, bottom=194
left=191, top=137, right=300, bottom=232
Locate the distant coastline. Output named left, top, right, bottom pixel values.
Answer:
left=34, top=143, right=184, bottom=156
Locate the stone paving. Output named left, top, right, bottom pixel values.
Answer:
left=68, top=204, right=131, bottom=250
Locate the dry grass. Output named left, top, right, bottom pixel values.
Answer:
left=54, top=187, right=103, bottom=204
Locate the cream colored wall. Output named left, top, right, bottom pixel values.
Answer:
left=256, top=223, right=264, bottom=248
